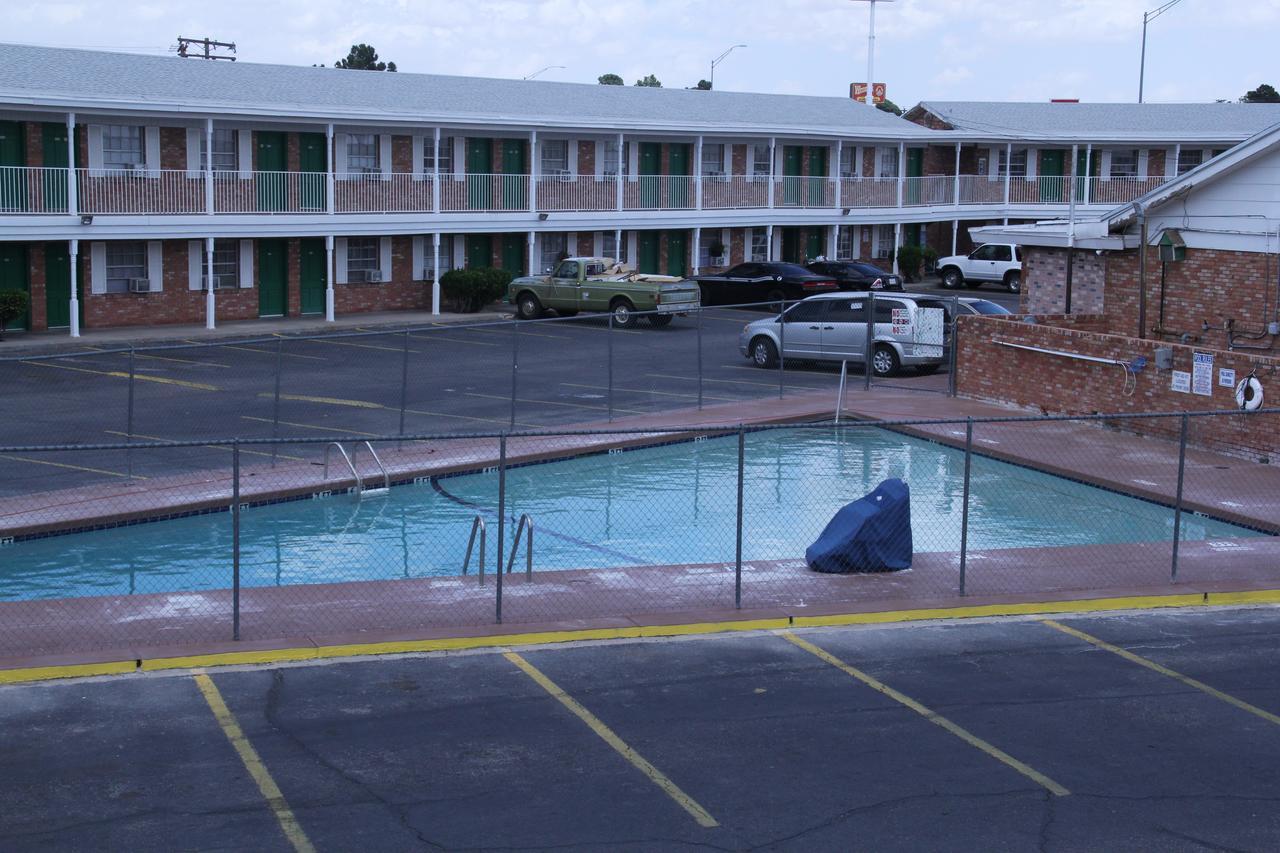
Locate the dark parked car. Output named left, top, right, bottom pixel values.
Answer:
left=693, top=262, right=838, bottom=308
left=806, top=260, right=903, bottom=291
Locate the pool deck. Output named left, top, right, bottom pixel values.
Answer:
left=2, top=388, right=1277, bottom=676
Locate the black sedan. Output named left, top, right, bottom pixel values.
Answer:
left=806, top=260, right=903, bottom=291
left=693, top=262, right=838, bottom=308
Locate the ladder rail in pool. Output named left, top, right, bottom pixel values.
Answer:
left=322, top=442, right=364, bottom=497
left=505, top=514, right=534, bottom=580
left=462, top=516, right=487, bottom=583
left=360, top=441, right=391, bottom=495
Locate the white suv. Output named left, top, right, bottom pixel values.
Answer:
left=936, top=243, right=1022, bottom=293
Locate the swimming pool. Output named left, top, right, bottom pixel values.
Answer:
left=0, top=427, right=1262, bottom=601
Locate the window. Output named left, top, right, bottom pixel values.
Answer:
left=990, top=245, right=1012, bottom=262
left=698, top=236, right=728, bottom=269
left=347, top=134, right=378, bottom=174
left=750, top=144, right=771, bottom=181
left=102, top=125, right=144, bottom=171
left=971, top=244, right=997, bottom=261
left=840, top=146, right=859, bottom=178
left=998, top=148, right=1028, bottom=178
left=425, top=136, right=453, bottom=175
left=602, top=140, right=626, bottom=177
left=346, top=237, right=378, bottom=279
left=426, top=235, right=454, bottom=278
left=877, top=147, right=898, bottom=178
left=105, top=242, right=147, bottom=293
left=837, top=226, right=854, bottom=260
left=750, top=230, right=769, bottom=262
left=553, top=260, right=580, bottom=279
left=784, top=301, right=827, bottom=323
left=540, top=233, right=566, bottom=273
left=701, top=143, right=726, bottom=179
left=541, top=140, right=569, bottom=177
left=1177, top=148, right=1204, bottom=174
left=874, top=224, right=895, bottom=259
left=200, top=129, right=237, bottom=172
left=826, top=300, right=866, bottom=324
left=204, top=239, right=239, bottom=288
left=1110, top=149, right=1139, bottom=179
left=977, top=155, right=989, bottom=176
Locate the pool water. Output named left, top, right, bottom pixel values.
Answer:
left=0, top=428, right=1261, bottom=601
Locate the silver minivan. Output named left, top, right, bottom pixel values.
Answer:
left=738, top=292, right=946, bottom=376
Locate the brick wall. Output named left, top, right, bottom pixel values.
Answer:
left=392, top=136, right=413, bottom=173
left=577, top=141, right=595, bottom=176
left=956, top=314, right=1280, bottom=460
left=27, top=242, right=47, bottom=330
left=333, top=236, right=429, bottom=313
left=1022, top=247, right=1107, bottom=315
left=904, top=108, right=953, bottom=131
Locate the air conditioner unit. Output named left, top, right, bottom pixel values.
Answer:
left=204, top=274, right=237, bottom=290
left=550, top=169, right=573, bottom=183
left=367, top=269, right=383, bottom=283
left=127, top=277, right=153, bottom=293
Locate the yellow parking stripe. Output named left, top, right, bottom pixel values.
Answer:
left=1042, top=620, right=1280, bottom=727
left=645, top=372, right=778, bottom=389
left=290, top=336, right=420, bottom=355
left=184, top=340, right=327, bottom=361
left=559, top=381, right=737, bottom=403
left=21, top=360, right=220, bottom=391
left=407, top=331, right=500, bottom=347
left=193, top=672, right=316, bottom=853
left=249, top=395, right=533, bottom=428
left=441, top=323, right=572, bottom=341
left=465, top=390, right=644, bottom=414
left=103, top=430, right=304, bottom=462
left=240, top=415, right=382, bottom=437
left=83, top=346, right=230, bottom=369
left=504, top=652, right=719, bottom=828
left=258, top=392, right=384, bottom=410
left=780, top=631, right=1070, bottom=797
left=0, top=452, right=136, bottom=478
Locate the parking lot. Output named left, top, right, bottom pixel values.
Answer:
left=4, top=606, right=1280, bottom=851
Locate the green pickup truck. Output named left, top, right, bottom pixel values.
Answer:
left=507, top=257, right=701, bottom=328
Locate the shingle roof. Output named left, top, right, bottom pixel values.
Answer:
left=913, top=100, right=1280, bottom=141
left=0, top=42, right=930, bottom=138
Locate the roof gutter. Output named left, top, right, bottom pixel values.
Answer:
left=1134, top=200, right=1148, bottom=339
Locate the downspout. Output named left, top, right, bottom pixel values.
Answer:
left=1134, top=201, right=1147, bottom=339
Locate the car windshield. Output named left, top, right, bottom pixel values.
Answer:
left=966, top=300, right=1011, bottom=315
left=847, top=263, right=886, bottom=276
left=770, top=264, right=816, bottom=277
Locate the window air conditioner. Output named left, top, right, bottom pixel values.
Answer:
left=204, top=274, right=236, bottom=290
left=128, top=277, right=153, bottom=293
left=551, top=169, right=573, bottom=183
left=367, top=269, right=383, bottom=283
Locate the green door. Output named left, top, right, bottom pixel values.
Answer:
left=43, top=243, right=82, bottom=329
left=501, top=140, right=527, bottom=210
left=467, top=234, right=493, bottom=269
left=41, top=123, right=69, bottom=213
left=639, top=142, right=661, bottom=209
left=501, top=233, right=524, bottom=274
left=0, top=120, right=27, bottom=212
left=299, top=238, right=326, bottom=315
left=1075, top=148, right=1092, bottom=201
left=299, top=132, right=326, bottom=212
left=781, top=228, right=799, bottom=264
left=906, top=148, right=923, bottom=205
left=1039, top=150, right=1065, bottom=202
left=467, top=138, right=493, bottom=210
left=782, top=146, right=802, bottom=206
left=666, top=231, right=687, bottom=277
left=0, top=243, right=29, bottom=331
left=258, top=238, right=288, bottom=317
left=637, top=231, right=660, bottom=274
left=805, top=230, right=823, bottom=263
left=807, top=147, right=828, bottom=206
left=668, top=144, right=690, bottom=208
left=256, top=131, right=287, bottom=212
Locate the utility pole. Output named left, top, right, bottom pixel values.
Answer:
left=1138, top=0, right=1183, bottom=103
left=710, top=44, right=746, bottom=90
left=849, top=1, right=894, bottom=108
left=176, top=37, right=237, bottom=61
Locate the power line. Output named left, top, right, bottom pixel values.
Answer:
left=176, top=36, right=237, bottom=61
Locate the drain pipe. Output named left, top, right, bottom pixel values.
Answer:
left=1134, top=201, right=1148, bottom=339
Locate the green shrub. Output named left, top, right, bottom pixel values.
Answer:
left=896, top=244, right=924, bottom=283
left=0, top=289, right=28, bottom=339
left=440, top=267, right=511, bottom=313
left=922, top=245, right=940, bottom=274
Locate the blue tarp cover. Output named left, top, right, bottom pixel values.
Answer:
left=805, top=479, right=913, bottom=574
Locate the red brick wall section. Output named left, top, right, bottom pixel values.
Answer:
left=729, top=228, right=746, bottom=266
left=577, top=141, right=594, bottom=177
left=286, top=238, right=301, bottom=317
left=956, top=314, right=1280, bottom=460
left=731, top=145, right=747, bottom=176
left=1022, top=247, right=1107, bottom=315
left=159, top=127, right=186, bottom=170
left=392, top=136, right=413, bottom=173
left=23, top=122, right=40, bottom=167
left=904, top=108, right=954, bottom=131
left=333, top=237, right=428, bottom=314
left=27, top=242, right=47, bottom=330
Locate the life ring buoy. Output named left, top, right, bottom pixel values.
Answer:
left=1235, top=375, right=1263, bottom=412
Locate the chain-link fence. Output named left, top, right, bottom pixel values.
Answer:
left=1, top=409, right=1275, bottom=658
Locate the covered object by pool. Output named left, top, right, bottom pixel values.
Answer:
left=806, top=479, right=913, bottom=574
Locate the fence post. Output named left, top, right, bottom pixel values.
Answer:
left=398, top=329, right=410, bottom=442
left=607, top=312, right=614, bottom=422
left=496, top=433, right=506, bottom=624
left=697, top=305, right=704, bottom=410
left=863, top=292, right=875, bottom=391
left=1171, top=413, right=1189, bottom=583
left=949, top=296, right=960, bottom=397
left=778, top=301, right=786, bottom=400
left=959, top=417, right=972, bottom=596
left=270, top=338, right=283, bottom=467
left=835, top=361, right=848, bottom=423
left=232, top=440, right=241, bottom=641
left=735, top=425, right=745, bottom=609
left=126, top=346, right=136, bottom=479
left=510, top=319, right=519, bottom=429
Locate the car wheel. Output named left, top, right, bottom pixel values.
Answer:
left=766, top=288, right=787, bottom=312
left=871, top=344, right=900, bottom=377
left=941, top=268, right=963, bottom=289
left=750, top=336, right=778, bottom=368
left=1004, top=270, right=1021, bottom=294
left=914, top=363, right=942, bottom=375
left=610, top=298, right=638, bottom=329
left=516, top=292, right=543, bottom=320
left=646, top=313, right=673, bottom=328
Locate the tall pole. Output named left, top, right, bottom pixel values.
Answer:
left=1138, top=11, right=1149, bottom=103
left=867, top=0, right=877, bottom=109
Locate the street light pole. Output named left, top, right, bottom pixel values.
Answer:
left=710, top=44, right=746, bottom=90
left=1138, top=0, right=1184, bottom=103
left=522, top=65, right=565, bottom=80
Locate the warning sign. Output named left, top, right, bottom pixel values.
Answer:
left=1192, top=351, right=1213, bottom=397
left=891, top=307, right=911, bottom=335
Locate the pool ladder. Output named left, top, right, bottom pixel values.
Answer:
left=461, top=513, right=533, bottom=583
left=322, top=441, right=391, bottom=498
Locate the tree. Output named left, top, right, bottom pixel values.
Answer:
left=335, top=44, right=397, bottom=72
left=634, top=74, right=662, bottom=88
left=876, top=99, right=903, bottom=116
left=1241, top=83, right=1280, bottom=103
left=597, top=73, right=624, bottom=85
left=694, top=79, right=712, bottom=90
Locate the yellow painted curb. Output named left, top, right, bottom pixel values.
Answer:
left=0, top=659, right=137, bottom=684
left=1204, top=589, right=1280, bottom=606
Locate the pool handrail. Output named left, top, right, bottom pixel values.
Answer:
left=322, top=442, right=363, bottom=496
left=462, top=515, right=487, bottom=583
left=505, top=514, right=534, bottom=580
left=360, top=441, right=391, bottom=494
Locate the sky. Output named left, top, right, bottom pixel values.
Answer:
left=6, top=0, right=1279, bottom=107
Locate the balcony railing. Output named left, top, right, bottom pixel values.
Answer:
left=0, top=166, right=1173, bottom=216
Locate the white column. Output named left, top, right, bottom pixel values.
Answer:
left=1173, top=143, right=1181, bottom=178
left=892, top=222, right=902, bottom=275
left=1084, top=144, right=1093, bottom=204
left=204, top=118, right=215, bottom=215
left=827, top=224, right=838, bottom=260
left=68, top=238, right=80, bottom=338
left=325, top=234, right=335, bottom=321
left=1003, top=142, right=1012, bottom=205
left=529, top=130, right=538, bottom=216
left=526, top=230, right=536, bottom=277
left=766, top=224, right=774, bottom=260
left=615, top=133, right=624, bottom=211
left=326, top=124, right=335, bottom=215
left=895, top=141, right=905, bottom=207
left=692, top=226, right=701, bottom=275
left=952, top=141, right=961, bottom=207
left=66, top=113, right=77, bottom=218
left=767, top=137, right=776, bottom=209
left=695, top=135, right=703, bottom=211
left=205, top=236, right=216, bottom=330
left=432, top=127, right=442, bottom=214
left=835, top=140, right=843, bottom=209
left=951, top=220, right=958, bottom=256
left=614, top=228, right=622, bottom=264
left=432, top=232, right=442, bottom=314
left=1070, top=143, right=1079, bottom=210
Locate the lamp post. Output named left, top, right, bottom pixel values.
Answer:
left=1139, top=0, right=1184, bottom=103
left=710, top=44, right=746, bottom=90
left=522, top=65, right=565, bottom=80
left=850, top=0, right=894, bottom=108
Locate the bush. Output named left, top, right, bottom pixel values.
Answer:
left=922, top=246, right=940, bottom=275
left=440, top=267, right=513, bottom=313
left=896, top=244, right=924, bottom=283
left=0, top=288, right=28, bottom=339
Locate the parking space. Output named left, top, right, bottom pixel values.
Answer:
left=4, top=607, right=1280, bottom=850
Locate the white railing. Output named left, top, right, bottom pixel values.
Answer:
left=957, top=175, right=1006, bottom=205
left=701, top=175, right=771, bottom=209
left=902, top=175, right=955, bottom=207
left=775, top=176, right=834, bottom=208
left=76, top=168, right=205, bottom=215
left=623, top=175, right=696, bottom=210
left=841, top=177, right=899, bottom=208
left=440, top=173, right=531, bottom=213
left=536, top=175, right=616, bottom=211
left=334, top=172, right=434, bottom=213
left=1008, top=175, right=1075, bottom=205
left=0, top=166, right=69, bottom=214
left=1086, top=176, right=1168, bottom=206
left=212, top=171, right=327, bottom=214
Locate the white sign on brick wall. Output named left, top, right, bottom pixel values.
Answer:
left=1192, top=351, right=1213, bottom=397
left=1219, top=368, right=1236, bottom=388
left=1171, top=370, right=1191, bottom=393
